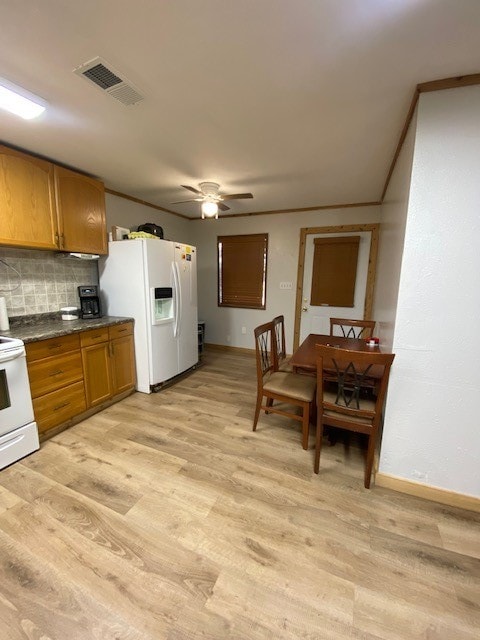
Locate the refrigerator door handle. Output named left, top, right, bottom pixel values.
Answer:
left=173, top=261, right=181, bottom=337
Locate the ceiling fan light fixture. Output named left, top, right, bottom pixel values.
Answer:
left=201, top=201, right=219, bottom=219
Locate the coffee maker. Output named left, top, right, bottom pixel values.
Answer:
left=78, top=285, right=102, bottom=319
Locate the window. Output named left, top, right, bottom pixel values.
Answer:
left=310, top=236, right=360, bottom=307
left=218, top=234, right=268, bottom=309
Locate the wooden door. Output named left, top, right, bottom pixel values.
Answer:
left=0, top=145, right=59, bottom=249
left=82, top=342, right=112, bottom=407
left=55, top=166, right=107, bottom=254
left=111, top=335, right=136, bottom=395
left=299, top=232, right=371, bottom=343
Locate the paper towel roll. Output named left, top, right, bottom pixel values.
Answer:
left=0, top=297, right=10, bottom=332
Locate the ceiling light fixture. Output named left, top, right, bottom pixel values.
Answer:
left=201, top=201, right=219, bottom=219
left=0, top=78, right=46, bottom=120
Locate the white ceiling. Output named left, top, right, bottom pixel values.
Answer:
left=1, top=0, right=480, bottom=219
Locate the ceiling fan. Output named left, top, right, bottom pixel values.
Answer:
left=171, top=182, right=253, bottom=218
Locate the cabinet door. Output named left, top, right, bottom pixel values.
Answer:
left=0, top=145, right=59, bottom=249
left=55, top=166, right=107, bottom=255
left=82, top=342, right=112, bottom=407
left=111, top=335, right=136, bottom=395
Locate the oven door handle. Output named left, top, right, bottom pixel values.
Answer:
left=0, top=346, right=25, bottom=363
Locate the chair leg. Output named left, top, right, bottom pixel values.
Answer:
left=253, top=392, right=263, bottom=431
left=314, top=416, right=324, bottom=473
left=301, top=402, right=309, bottom=450
left=364, top=433, right=376, bottom=489
left=265, top=397, right=273, bottom=414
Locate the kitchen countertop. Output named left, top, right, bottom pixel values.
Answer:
left=2, top=314, right=134, bottom=344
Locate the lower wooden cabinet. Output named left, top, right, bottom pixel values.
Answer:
left=110, top=323, right=136, bottom=395
left=26, top=322, right=135, bottom=438
left=26, top=334, right=86, bottom=435
left=82, top=341, right=112, bottom=407
left=32, top=382, right=87, bottom=435
left=80, top=327, right=111, bottom=407
left=28, top=350, right=84, bottom=398
left=81, top=322, right=135, bottom=409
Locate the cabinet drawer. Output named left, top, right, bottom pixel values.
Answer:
left=28, top=351, right=83, bottom=398
left=26, top=334, right=80, bottom=362
left=109, top=322, right=133, bottom=340
left=32, top=381, right=86, bottom=435
left=80, top=327, right=109, bottom=348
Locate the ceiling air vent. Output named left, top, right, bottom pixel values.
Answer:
left=73, top=57, right=144, bottom=106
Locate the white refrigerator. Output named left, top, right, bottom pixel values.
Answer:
left=99, top=239, right=198, bottom=393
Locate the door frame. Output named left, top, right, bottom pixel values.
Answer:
left=293, top=223, right=380, bottom=351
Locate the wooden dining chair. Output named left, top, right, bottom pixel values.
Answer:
left=330, top=317, right=376, bottom=339
left=253, top=322, right=316, bottom=449
left=315, top=344, right=395, bottom=488
left=272, top=315, right=293, bottom=372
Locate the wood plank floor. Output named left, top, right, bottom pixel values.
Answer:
left=0, top=348, right=479, bottom=639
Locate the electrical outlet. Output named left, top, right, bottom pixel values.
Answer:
left=280, top=282, right=293, bottom=290
left=241, top=326, right=246, bottom=334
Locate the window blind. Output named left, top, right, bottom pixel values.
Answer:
left=218, top=234, right=268, bottom=309
left=310, top=235, right=360, bottom=307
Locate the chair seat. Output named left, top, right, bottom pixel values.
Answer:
left=264, top=371, right=316, bottom=402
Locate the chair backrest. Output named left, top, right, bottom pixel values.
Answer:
left=316, top=344, right=395, bottom=420
left=254, top=322, right=275, bottom=384
left=330, top=317, right=376, bottom=339
left=272, top=315, right=287, bottom=367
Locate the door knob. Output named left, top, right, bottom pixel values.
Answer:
left=302, top=307, right=308, bottom=312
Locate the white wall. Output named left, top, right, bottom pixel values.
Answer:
left=193, top=206, right=381, bottom=351
left=379, top=86, right=480, bottom=497
left=373, top=111, right=417, bottom=351
left=105, top=193, right=191, bottom=244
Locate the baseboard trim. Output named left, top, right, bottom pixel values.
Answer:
left=375, top=472, right=480, bottom=513
left=205, top=343, right=255, bottom=356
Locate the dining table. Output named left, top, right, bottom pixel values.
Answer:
left=289, top=333, right=385, bottom=377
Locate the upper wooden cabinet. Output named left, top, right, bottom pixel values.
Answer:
left=0, top=144, right=108, bottom=254
left=55, top=166, right=108, bottom=255
left=0, top=145, right=59, bottom=250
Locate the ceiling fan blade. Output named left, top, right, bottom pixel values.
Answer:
left=218, top=202, right=230, bottom=212
left=221, top=193, right=254, bottom=200
left=181, top=184, right=202, bottom=195
left=171, top=198, right=202, bottom=204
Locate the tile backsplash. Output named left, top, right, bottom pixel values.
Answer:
left=0, top=248, right=99, bottom=317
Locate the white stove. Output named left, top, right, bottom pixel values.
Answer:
left=0, top=336, right=39, bottom=469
